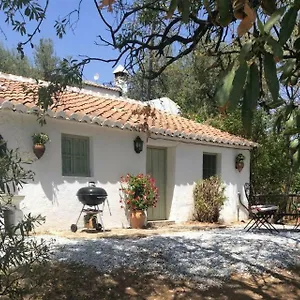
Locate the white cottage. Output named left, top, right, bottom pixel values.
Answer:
left=0, top=72, right=256, bottom=232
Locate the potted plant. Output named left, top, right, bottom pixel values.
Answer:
left=235, top=153, right=245, bottom=172
left=120, top=174, right=159, bottom=229
left=32, top=133, right=49, bottom=159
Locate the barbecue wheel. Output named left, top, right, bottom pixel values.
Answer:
left=95, top=223, right=103, bottom=232
left=91, top=217, right=102, bottom=231
left=70, top=224, right=78, bottom=232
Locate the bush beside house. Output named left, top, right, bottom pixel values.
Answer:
left=193, top=176, right=226, bottom=223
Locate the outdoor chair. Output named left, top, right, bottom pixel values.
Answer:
left=271, top=194, right=300, bottom=230
left=285, top=197, right=300, bottom=230
left=239, top=183, right=279, bottom=233
left=295, top=204, right=300, bottom=230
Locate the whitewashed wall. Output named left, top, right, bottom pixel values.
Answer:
left=82, top=83, right=120, bottom=97
left=0, top=110, right=250, bottom=231
left=147, top=138, right=250, bottom=224
left=0, top=111, right=146, bottom=231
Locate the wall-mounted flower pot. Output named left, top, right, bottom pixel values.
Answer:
left=236, top=161, right=244, bottom=172
left=33, top=144, right=46, bottom=159
left=235, top=153, right=245, bottom=172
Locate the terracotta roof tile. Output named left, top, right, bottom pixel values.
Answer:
left=0, top=72, right=257, bottom=148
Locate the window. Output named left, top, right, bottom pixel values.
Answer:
left=61, top=134, right=90, bottom=176
left=203, top=153, right=217, bottom=179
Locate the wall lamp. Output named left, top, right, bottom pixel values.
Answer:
left=134, top=136, right=144, bottom=154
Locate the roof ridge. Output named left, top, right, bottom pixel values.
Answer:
left=0, top=71, right=144, bottom=106
left=83, top=80, right=120, bottom=91
left=65, top=85, right=145, bottom=105
left=0, top=71, right=121, bottom=92
left=0, top=71, right=39, bottom=85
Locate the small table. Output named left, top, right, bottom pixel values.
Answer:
left=253, top=194, right=300, bottom=231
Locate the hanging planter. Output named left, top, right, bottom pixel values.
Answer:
left=235, top=153, right=245, bottom=172
left=32, top=133, right=49, bottom=159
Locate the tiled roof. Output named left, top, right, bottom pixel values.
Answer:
left=0, top=72, right=257, bottom=148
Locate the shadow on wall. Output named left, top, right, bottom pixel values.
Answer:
left=30, top=152, right=144, bottom=205
left=224, top=179, right=248, bottom=222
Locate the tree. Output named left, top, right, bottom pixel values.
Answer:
left=209, top=108, right=300, bottom=195
left=0, top=43, right=36, bottom=77
left=34, top=38, right=60, bottom=80
left=0, top=38, right=60, bottom=81
left=128, top=48, right=222, bottom=120
left=163, top=51, right=222, bottom=120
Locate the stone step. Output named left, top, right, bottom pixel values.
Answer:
left=147, top=220, right=175, bottom=228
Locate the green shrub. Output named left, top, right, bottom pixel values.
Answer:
left=193, top=176, right=226, bottom=222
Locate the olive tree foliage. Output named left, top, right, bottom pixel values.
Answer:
left=0, top=137, right=50, bottom=299
left=128, top=49, right=221, bottom=119
left=33, top=38, right=61, bottom=80
left=0, top=38, right=60, bottom=80
left=209, top=109, right=300, bottom=194
left=0, top=43, right=36, bottom=77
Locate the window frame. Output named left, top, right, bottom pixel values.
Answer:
left=202, top=153, right=218, bottom=179
left=61, top=134, right=91, bottom=177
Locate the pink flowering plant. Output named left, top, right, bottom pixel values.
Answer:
left=120, top=174, right=159, bottom=211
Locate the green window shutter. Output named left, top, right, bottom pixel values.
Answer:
left=61, top=134, right=90, bottom=177
left=203, top=154, right=217, bottom=179
left=62, top=136, right=72, bottom=176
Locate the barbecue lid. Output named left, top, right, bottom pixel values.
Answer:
left=76, top=186, right=108, bottom=197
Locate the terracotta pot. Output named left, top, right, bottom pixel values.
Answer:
left=236, top=161, right=244, bottom=172
left=130, top=210, right=146, bottom=229
left=33, top=144, right=45, bottom=159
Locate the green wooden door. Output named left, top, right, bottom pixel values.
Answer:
left=146, top=148, right=166, bottom=220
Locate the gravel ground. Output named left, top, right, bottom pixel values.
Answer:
left=40, top=227, right=300, bottom=289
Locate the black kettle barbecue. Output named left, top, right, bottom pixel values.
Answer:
left=77, top=185, right=107, bottom=206
left=70, top=182, right=111, bottom=233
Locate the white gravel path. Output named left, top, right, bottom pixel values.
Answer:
left=40, top=227, right=300, bottom=289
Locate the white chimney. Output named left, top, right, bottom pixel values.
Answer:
left=113, top=65, right=129, bottom=96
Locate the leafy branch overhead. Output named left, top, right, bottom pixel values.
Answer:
left=95, top=0, right=300, bottom=133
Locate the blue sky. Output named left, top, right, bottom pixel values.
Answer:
left=0, top=0, right=122, bottom=84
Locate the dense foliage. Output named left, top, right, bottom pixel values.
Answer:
left=128, top=51, right=220, bottom=119
left=193, top=176, right=226, bottom=223
left=0, top=39, right=60, bottom=80
left=0, top=213, right=50, bottom=298
left=210, top=109, right=300, bottom=194
left=0, top=43, right=35, bottom=77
